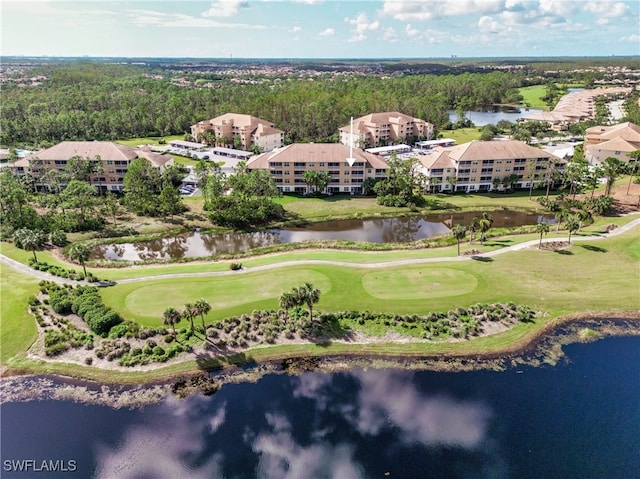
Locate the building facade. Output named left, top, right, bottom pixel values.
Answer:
left=339, top=112, right=435, bottom=148
left=190, top=113, right=284, bottom=152
left=245, top=143, right=388, bottom=194
left=10, top=141, right=173, bottom=192
left=584, top=122, right=640, bottom=166
left=417, top=140, right=562, bottom=193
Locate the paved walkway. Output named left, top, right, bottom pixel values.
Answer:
left=2, top=219, right=639, bottom=286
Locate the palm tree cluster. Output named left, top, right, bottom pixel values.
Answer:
left=163, top=298, right=211, bottom=338
left=302, top=171, right=332, bottom=195
left=279, top=283, right=321, bottom=321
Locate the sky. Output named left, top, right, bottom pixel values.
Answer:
left=1, top=0, right=639, bottom=58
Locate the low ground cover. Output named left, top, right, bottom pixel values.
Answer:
left=518, top=85, right=551, bottom=110
left=99, top=227, right=639, bottom=328
left=24, top=278, right=538, bottom=369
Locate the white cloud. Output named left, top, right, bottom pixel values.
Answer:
left=319, top=27, right=336, bottom=37
left=383, top=27, right=399, bottom=42
left=202, top=0, right=248, bottom=18
left=620, top=34, right=640, bottom=43
left=405, top=24, right=420, bottom=37
left=345, top=12, right=380, bottom=43
left=478, top=15, right=501, bottom=33
left=383, top=0, right=503, bottom=21
left=584, top=1, right=630, bottom=18
left=290, top=26, right=302, bottom=33
left=126, top=8, right=264, bottom=29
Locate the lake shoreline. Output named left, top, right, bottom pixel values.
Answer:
left=2, top=312, right=638, bottom=407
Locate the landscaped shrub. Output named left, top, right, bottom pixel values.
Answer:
left=230, top=262, right=243, bottom=270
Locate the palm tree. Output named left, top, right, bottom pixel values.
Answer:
left=303, top=170, right=317, bottom=194
left=194, top=298, right=211, bottom=333
left=626, top=151, right=640, bottom=195
left=446, top=176, right=457, bottom=192
left=163, top=307, right=182, bottom=337
left=182, top=303, right=198, bottom=334
left=279, top=292, right=296, bottom=312
left=564, top=214, right=580, bottom=244
left=601, top=157, right=624, bottom=196
left=68, top=243, right=90, bottom=279
left=468, top=216, right=479, bottom=244
left=429, top=177, right=441, bottom=194
left=451, top=224, right=466, bottom=256
left=478, top=212, right=493, bottom=244
left=14, top=228, right=46, bottom=262
left=536, top=222, right=550, bottom=249
left=298, top=282, right=320, bottom=321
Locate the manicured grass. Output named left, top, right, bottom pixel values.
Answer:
left=100, top=226, right=640, bottom=328
left=518, top=85, right=550, bottom=110
left=116, top=135, right=183, bottom=147
left=440, top=128, right=481, bottom=143
left=0, top=264, right=39, bottom=363
left=277, top=190, right=549, bottom=221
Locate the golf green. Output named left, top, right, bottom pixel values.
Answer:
left=123, top=269, right=333, bottom=319
left=362, top=267, right=478, bottom=299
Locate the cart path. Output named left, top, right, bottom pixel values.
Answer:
left=2, top=219, right=638, bottom=286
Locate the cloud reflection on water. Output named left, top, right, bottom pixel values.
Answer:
left=93, top=369, right=495, bottom=478
left=94, top=394, right=225, bottom=479
left=294, top=369, right=492, bottom=449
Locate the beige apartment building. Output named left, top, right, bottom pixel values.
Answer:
left=10, top=141, right=173, bottom=192
left=245, top=143, right=388, bottom=194
left=190, top=113, right=284, bottom=152
left=417, top=140, right=561, bottom=193
left=339, top=112, right=434, bottom=148
left=584, top=122, right=640, bottom=166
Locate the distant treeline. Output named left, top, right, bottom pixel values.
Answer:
left=0, top=61, right=579, bottom=146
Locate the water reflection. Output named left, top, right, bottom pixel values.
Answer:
left=448, top=107, right=543, bottom=126
left=93, top=369, right=494, bottom=479
left=91, top=211, right=547, bottom=261
left=3, top=337, right=639, bottom=478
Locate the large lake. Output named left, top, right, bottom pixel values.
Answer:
left=1, top=335, right=638, bottom=478
left=91, top=210, right=548, bottom=261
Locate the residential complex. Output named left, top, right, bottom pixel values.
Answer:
left=246, top=143, right=388, bottom=194
left=520, top=87, right=631, bottom=131
left=339, top=112, right=434, bottom=148
left=584, top=122, right=640, bottom=166
left=417, top=140, right=562, bottom=193
left=10, top=141, right=173, bottom=192
left=190, top=113, right=284, bottom=152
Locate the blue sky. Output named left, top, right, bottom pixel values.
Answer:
left=2, top=1, right=639, bottom=58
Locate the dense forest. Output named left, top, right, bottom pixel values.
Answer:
left=1, top=62, right=525, bottom=146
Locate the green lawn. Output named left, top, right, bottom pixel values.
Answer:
left=100, top=226, right=640, bottom=328
left=518, top=85, right=550, bottom=110
left=440, top=128, right=481, bottom=143
left=116, top=135, right=184, bottom=148
left=0, top=264, right=39, bottom=363
left=277, top=190, right=549, bottom=221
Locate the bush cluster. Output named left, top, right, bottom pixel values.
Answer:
left=28, top=258, right=99, bottom=282
left=321, top=302, right=535, bottom=340
left=42, top=317, right=94, bottom=356
left=40, top=282, right=122, bottom=336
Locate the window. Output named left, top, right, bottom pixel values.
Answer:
left=284, top=162, right=289, bottom=167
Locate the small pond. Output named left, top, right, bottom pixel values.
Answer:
left=448, top=106, right=543, bottom=126
left=91, top=210, right=549, bottom=261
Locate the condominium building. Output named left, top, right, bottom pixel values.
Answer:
left=245, top=143, right=388, bottom=194
left=417, top=140, right=562, bottom=193
left=190, top=113, right=284, bottom=152
left=521, top=87, right=632, bottom=131
left=10, top=141, right=173, bottom=192
left=339, top=112, right=434, bottom=148
left=584, top=122, right=640, bottom=166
